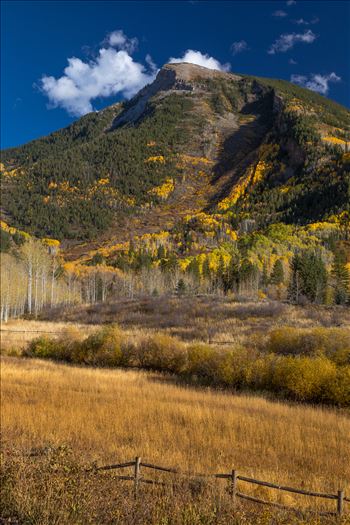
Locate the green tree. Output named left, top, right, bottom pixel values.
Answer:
left=176, top=278, right=186, bottom=296
left=332, top=248, right=350, bottom=304
left=260, top=263, right=269, bottom=289
left=0, top=229, right=11, bottom=252
left=187, top=258, right=201, bottom=282
left=202, top=257, right=211, bottom=281
left=288, top=251, right=327, bottom=304
left=270, top=259, right=284, bottom=286
left=157, top=244, right=166, bottom=260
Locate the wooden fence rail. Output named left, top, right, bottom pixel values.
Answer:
left=89, top=457, right=348, bottom=517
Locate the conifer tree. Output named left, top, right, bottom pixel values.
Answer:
left=270, top=259, right=284, bottom=286
left=332, top=248, right=350, bottom=304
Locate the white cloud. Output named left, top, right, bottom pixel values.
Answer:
left=230, top=40, right=249, bottom=55
left=169, top=49, right=230, bottom=72
left=40, top=31, right=157, bottom=116
left=294, top=17, right=319, bottom=25
left=268, top=29, right=317, bottom=54
left=289, top=58, right=297, bottom=65
left=291, top=72, right=341, bottom=94
left=145, top=54, right=158, bottom=73
left=107, top=29, right=138, bottom=54
left=273, top=10, right=288, bottom=17
left=286, top=0, right=296, bottom=5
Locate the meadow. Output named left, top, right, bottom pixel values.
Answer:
left=1, top=357, right=350, bottom=524
left=1, top=298, right=350, bottom=524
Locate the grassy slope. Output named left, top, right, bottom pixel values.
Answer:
left=2, top=357, right=349, bottom=499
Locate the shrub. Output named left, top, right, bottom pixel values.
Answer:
left=326, top=366, right=350, bottom=405
left=79, top=325, right=123, bottom=367
left=25, top=336, right=59, bottom=359
left=267, top=327, right=350, bottom=364
left=54, top=328, right=84, bottom=362
left=138, top=334, right=187, bottom=373
left=214, top=347, right=257, bottom=388
left=187, top=343, right=219, bottom=382
left=271, top=356, right=337, bottom=402
left=22, top=324, right=350, bottom=407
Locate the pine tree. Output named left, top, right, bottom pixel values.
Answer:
left=270, top=259, right=284, bottom=286
left=260, top=263, right=269, bottom=289
left=202, top=257, right=211, bottom=281
left=224, top=255, right=241, bottom=293
left=216, top=255, right=226, bottom=292
left=301, top=252, right=327, bottom=304
left=157, top=244, right=166, bottom=260
left=176, top=278, right=186, bottom=296
left=288, top=251, right=327, bottom=304
left=187, top=258, right=201, bottom=282
left=332, top=248, right=350, bottom=304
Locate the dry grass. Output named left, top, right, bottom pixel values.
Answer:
left=38, top=297, right=350, bottom=343
left=0, top=319, right=98, bottom=353
left=3, top=299, right=350, bottom=353
left=2, top=358, right=349, bottom=508
left=1, top=302, right=350, bottom=523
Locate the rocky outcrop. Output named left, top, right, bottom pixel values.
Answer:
left=110, top=63, right=241, bottom=129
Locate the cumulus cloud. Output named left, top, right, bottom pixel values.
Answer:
left=230, top=40, right=249, bottom=55
left=289, top=58, right=297, bottom=65
left=273, top=10, right=287, bottom=17
left=40, top=31, right=157, bottom=116
left=291, top=72, right=341, bottom=94
left=169, top=49, right=230, bottom=71
left=107, top=29, right=138, bottom=53
left=286, top=0, right=296, bottom=5
left=268, top=29, right=317, bottom=54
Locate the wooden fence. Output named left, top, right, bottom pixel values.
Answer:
left=89, top=457, right=349, bottom=517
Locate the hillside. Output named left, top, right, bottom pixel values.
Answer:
left=1, top=63, right=350, bottom=313
left=1, top=63, right=349, bottom=246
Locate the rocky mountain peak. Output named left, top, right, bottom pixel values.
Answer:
left=111, top=63, right=240, bottom=128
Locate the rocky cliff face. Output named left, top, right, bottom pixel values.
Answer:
left=111, top=63, right=244, bottom=128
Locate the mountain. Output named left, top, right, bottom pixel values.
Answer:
left=1, top=62, right=350, bottom=261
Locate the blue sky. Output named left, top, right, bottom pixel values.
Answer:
left=1, top=0, right=349, bottom=149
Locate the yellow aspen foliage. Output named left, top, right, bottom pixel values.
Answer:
left=0, top=221, right=30, bottom=239
left=178, top=258, right=191, bottom=271
left=252, top=160, right=271, bottom=184
left=148, top=179, right=174, bottom=199
left=125, top=196, right=136, bottom=206
left=145, top=155, right=165, bottom=164
left=307, top=222, right=339, bottom=233
left=97, top=178, right=110, bottom=185
left=42, top=238, right=60, bottom=248
left=279, top=186, right=291, bottom=194
left=218, top=160, right=270, bottom=211
left=322, top=136, right=349, bottom=146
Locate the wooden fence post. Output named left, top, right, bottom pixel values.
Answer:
left=231, top=469, right=237, bottom=506
left=134, top=457, right=141, bottom=499
left=337, top=490, right=344, bottom=516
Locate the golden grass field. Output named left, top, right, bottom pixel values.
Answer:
left=1, top=301, right=350, bottom=523
left=1, top=356, right=350, bottom=523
